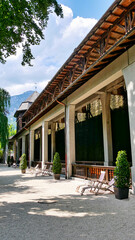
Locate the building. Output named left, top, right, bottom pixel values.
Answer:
left=13, top=91, right=39, bottom=163
left=12, top=0, right=135, bottom=193
left=14, top=91, right=39, bottom=132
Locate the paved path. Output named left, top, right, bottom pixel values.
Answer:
left=0, top=165, right=135, bottom=240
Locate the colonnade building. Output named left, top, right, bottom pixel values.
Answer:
left=12, top=0, right=135, bottom=193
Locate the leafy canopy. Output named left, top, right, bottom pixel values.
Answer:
left=8, top=124, right=16, bottom=137
left=0, top=88, right=10, bottom=149
left=0, top=0, right=63, bottom=66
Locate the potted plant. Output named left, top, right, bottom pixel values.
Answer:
left=114, top=150, right=130, bottom=200
left=20, top=153, right=27, bottom=173
left=52, top=152, right=62, bottom=180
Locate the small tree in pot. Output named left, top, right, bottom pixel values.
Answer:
left=20, top=153, right=27, bottom=173
left=114, top=150, right=130, bottom=200
left=52, top=152, right=62, bottom=180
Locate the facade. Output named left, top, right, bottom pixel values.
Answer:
left=12, top=0, right=135, bottom=193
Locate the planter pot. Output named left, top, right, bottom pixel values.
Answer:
left=114, top=186, right=129, bottom=200
left=54, top=174, right=60, bottom=180
left=21, top=169, right=26, bottom=174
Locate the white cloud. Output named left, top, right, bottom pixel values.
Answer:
left=56, top=4, right=73, bottom=25
left=62, top=16, right=97, bottom=39
left=0, top=5, right=97, bottom=96
left=6, top=80, right=48, bottom=96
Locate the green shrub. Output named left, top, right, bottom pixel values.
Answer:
left=52, top=152, right=62, bottom=174
left=19, top=154, right=27, bottom=170
left=114, top=150, right=130, bottom=188
left=0, top=149, right=3, bottom=160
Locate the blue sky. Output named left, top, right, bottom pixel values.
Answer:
left=1, top=0, right=114, bottom=96
left=59, top=0, right=114, bottom=19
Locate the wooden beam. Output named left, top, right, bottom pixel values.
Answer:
left=117, top=5, right=127, bottom=11
left=112, top=30, right=124, bottom=35
left=110, top=12, right=120, bottom=18
left=104, top=20, right=114, bottom=25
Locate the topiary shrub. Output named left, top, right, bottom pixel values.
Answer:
left=20, top=153, right=27, bottom=171
left=52, top=152, right=62, bottom=174
left=114, top=150, right=130, bottom=188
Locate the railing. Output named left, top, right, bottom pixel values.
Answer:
left=76, top=161, right=104, bottom=165
left=72, top=164, right=115, bottom=181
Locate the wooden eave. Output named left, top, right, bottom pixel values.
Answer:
left=13, top=0, right=135, bottom=139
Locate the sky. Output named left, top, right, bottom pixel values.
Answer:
left=0, top=0, right=114, bottom=96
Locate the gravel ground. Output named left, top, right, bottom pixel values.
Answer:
left=0, top=164, right=135, bottom=240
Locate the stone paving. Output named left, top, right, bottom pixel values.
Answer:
left=0, top=165, right=135, bottom=240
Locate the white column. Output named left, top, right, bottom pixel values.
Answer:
left=22, top=136, right=26, bottom=154
left=65, top=104, right=75, bottom=178
left=42, top=121, right=48, bottom=169
left=123, top=61, right=135, bottom=194
left=13, top=140, right=17, bottom=161
left=4, top=143, right=8, bottom=164
left=101, top=93, right=113, bottom=166
left=17, top=140, right=20, bottom=160
left=51, top=122, right=56, bottom=162
left=29, top=130, right=34, bottom=167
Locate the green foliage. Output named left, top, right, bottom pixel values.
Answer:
left=114, top=150, right=130, bottom=188
left=0, top=88, right=10, bottom=149
left=52, top=152, right=62, bottom=174
left=0, top=149, right=3, bottom=160
left=8, top=124, right=16, bottom=137
left=0, top=0, right=63, bottom=66
left=20, top=153, right=27, bottom=170
left=0, top=88, right=10, bottom=113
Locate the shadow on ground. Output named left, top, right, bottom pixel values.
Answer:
left=0, top=193, right=134, bottom=240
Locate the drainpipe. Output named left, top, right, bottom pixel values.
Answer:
left=56, top=100, right=67, bottom=179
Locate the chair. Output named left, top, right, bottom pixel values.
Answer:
left=76, top=178, right=90, bottom=193
left=79, top=170, right=106, bottom=196
left=35, top=164, right=42, bottom=176
left=29, top=164, right=39, bottom=175
left=41, top=165, right=48, bottom=176
left=76, top=170, right=105, bottom=193
left=42, top=165, right=53, bottom=176
left=95, top=178, right=115, bottom=195
left=47, top=166, right=53, bottom=176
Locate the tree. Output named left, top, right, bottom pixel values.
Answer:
left=0, top=88, right=10, bottom=149
left=0, top=0, right=63, bottom=66
left=9, top=124, right=16, bottom=137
